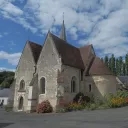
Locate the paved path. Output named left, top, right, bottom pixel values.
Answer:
left=0, top=107, right=128, bottom=128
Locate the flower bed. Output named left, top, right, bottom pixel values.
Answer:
left=58, top=91, right=128, bottom=112
left=110, top=97, right=128, bottom=108
left=36, top=100, right=53, bottom=113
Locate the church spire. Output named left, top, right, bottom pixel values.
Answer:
left=60, top=13, right=67, bottom=41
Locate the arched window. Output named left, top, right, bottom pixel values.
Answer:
left=40, top=77, right=45, bottom=94
left=19, top=80, right=25, bottom=90
left=89, top=84, right=92, bottom=92
left=71, top=76, right=76, bottom=93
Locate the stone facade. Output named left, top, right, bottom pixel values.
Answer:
left=12, top=28, right=122, bottom=112
left=37, top=34, right=61, bottom=111
left=13, top=42, right=36, bottom=112
left=84, top=75, right=120, bottom=100
left=58, top=65, right=81, bottom=103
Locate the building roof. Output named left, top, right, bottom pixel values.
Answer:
left=0, top=88, right=10, bottom=97
left=50, top=33, right=85, bottom=69
left=79, top=44, right=95, bottom=67
left=28, top=41, right=42, bottom=64
left=89, top=57, right=113, bottom=75
left=118, top=76, right=128, bottom=84
left=20, top=32, right=113, bottom=76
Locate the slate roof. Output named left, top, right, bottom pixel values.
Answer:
left=28, top=41, right=42, bottom=64
left=50, top=33, right=85, bottom=69
left=23, top=33, right=113, bottom=76
left=89, top=57, right=113, bottom=75
left=0, top=88, right=10, bottom=97
left=118, top=76, right=128, bottom=84
left=79, top=45, right=95, bottom=67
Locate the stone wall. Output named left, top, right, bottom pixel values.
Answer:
left=13, top=42, right=36, bottom=112
left=58, top=65, right=81, bottom=104
left=37, top=34, right=61, bottom=110
left=84, top=75, right=119, bottom=100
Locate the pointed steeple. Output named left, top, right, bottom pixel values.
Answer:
left=60, top=13, right=67, bottom=41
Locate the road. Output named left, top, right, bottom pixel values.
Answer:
left=0, top=107, right=128, bottom=128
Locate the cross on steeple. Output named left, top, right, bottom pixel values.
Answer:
left=60, top=12, right=67, bottom=42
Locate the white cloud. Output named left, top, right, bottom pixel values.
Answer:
left=9, top=41, right=16, bottom=46
left=0, top=0, right=37, bottom=33
left=0, top=0, right=23, bottom=16
left=0, top=67, right=15, bottom=72
left=0, top=51, right=21, bottom=66
left=3, top=32, right=8, bottom=35
left=0, top=32, right=9, bottom=39
left=69, top=27, right=78, bottom=40
left=0, top=0, right=128, bottom=57
left=0, top=35, right=2, bottom=38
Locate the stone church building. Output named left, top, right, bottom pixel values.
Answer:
left=12, top=21, right=121, bottom=112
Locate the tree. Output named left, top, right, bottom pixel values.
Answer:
left=116, top=58, right=120, bottom=76
left=104, top=56, right=109, bottom=67
left=111, top=54, right=116, bottom=75
left=125, top=53, right=128, bottom=75
left=119, top=56, right=123, bottom=75
left=108, top=57, right=112, bottom=71
left=123, top=62, right=126, bottom=76
left=0, top=71, right=14, bottom=88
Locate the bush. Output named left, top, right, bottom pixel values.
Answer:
left=110, top=97, right=127, bottom=108
left=56, top=108, right=66, bottom=113
left=104, top=91, right=128, bottom=108
left=65, top=102, right=85, bottom=112
left=87, top=103, right=97, bottom=110
left=94, top=97, right=104, bottom=106
left=83, top=96, right=91, bottom=103
left=73, top=92, right=90, bottom=104
left=4, top=105, right=13, bottom=112
left=36, top=100, right=53, bottom=113
left=116, top=90, right=128, bottom=98
left=73, top=92, right=84, bottom=103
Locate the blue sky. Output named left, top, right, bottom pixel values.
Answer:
left=0, top=0, right=128, bottom=71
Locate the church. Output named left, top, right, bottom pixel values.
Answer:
left=11, top=20, right=121, bottom=112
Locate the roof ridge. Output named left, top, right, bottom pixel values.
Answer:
left=89, top=56, right=113, bottom=75
left=50, top=33, right=84, bottom=69
left=28, top=40, right=42, bottom=47
left=28, top=41, right=42, bottom=64
left=50, top=33, right=78, bottom=49
left=79, top=44, right=92, bottom=49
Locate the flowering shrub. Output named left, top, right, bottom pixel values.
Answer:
left=110, top=97, right=126, bottom=107
left=65, top=102, right=85, bottom=112
left=36, top=100, right=53, bottom=113
left=110, top=97, right=128, bottom=108
left=125, top=97, right=128, bottom=103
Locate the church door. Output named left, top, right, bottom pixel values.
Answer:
left=18, top=97, right=24, bottom=110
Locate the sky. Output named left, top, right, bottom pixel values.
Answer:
left=0, top=0, right=128, bottom=72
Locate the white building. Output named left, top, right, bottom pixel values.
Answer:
left=0, top=89, right=10, bottom=106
